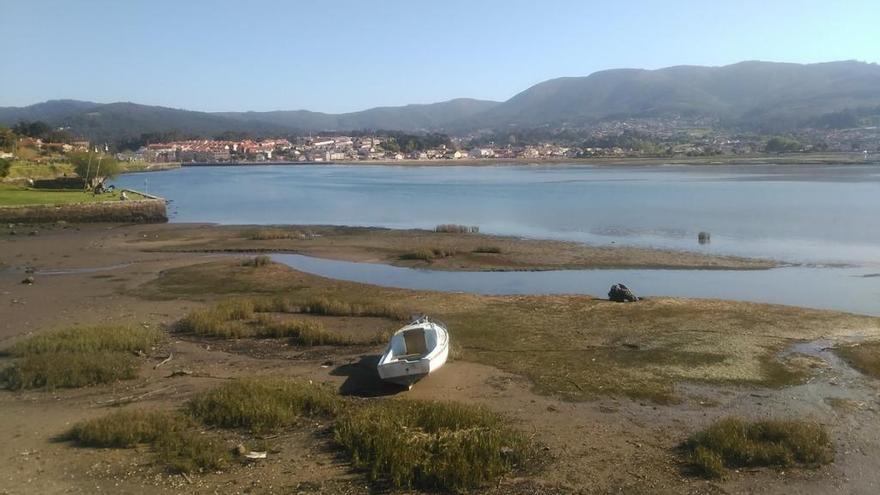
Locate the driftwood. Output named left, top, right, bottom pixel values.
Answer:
left=154, top=353, right=173, bottom=369
left=96, top=385, right=174, bottom=406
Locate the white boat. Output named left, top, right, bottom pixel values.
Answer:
left=377, top=316, right=449, bottom=388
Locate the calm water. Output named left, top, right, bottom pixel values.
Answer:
left=116, top=164, right=880, bottom=314
left=118, top=163, right=880, bottom=265
left=271, top=254, right=880, bottom=316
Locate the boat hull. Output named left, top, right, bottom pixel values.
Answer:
left=377, top=319, right=449, bottom=388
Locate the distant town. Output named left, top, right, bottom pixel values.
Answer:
left=116, top=121, right=880, bottom=165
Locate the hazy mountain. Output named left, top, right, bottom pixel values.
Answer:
left=2, top=61, right=880, bottom=141
left=0, top=98, right=500, bottom=142
left=474, top=60, right=880, bottom=131
left=218, top=98, right=500, bottom=132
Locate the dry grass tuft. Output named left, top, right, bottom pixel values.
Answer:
left=334, top=400, right=530, bottom=491
left=835, top=342, right=880, bottom=379
left=682, top=417, right=833, bottom=478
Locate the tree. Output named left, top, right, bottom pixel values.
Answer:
left=0, top=127, right=16, bottom=151
left=12, top=120, right=51, bottom=139
left=67, top=151, right=122, bottom=187
left=764, top=136, right=802, bottom=153
left=0, top=158, right=11, bottom=178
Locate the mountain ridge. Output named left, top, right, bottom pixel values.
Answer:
left=2, top=60, right=880, bottom=141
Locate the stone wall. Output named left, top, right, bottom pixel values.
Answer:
left=0, top=197, right=167, bottom=224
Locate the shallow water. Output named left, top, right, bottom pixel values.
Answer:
left=116, top=163, right=880, bottom=266
left=271, top=254, right=880, bottom=316
left=115, top=163, right=880, bottom=315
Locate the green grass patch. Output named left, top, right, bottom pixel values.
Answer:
left=67, top=409, right=230, bottom=474
left=399, top=247, right=458, bottom=261
left=434, top=224, right=479, bottom=233
left=4, top=160, right=75, bottom=180
left=1, top=351, right=138, bottom=390
left=682, top=417, right=833, bottom=479
left=334, top=400, right=530, bottom=491
left=187, top=378, right=344, bottom=433
left=5, top=325, right=163, bottom=356
left=835, top=342, right=880, bottom=379
left=0, top=184, right=134, bottom=206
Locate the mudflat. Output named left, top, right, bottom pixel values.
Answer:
left=1, top=223, right=879, bottom=494
left=125, top=223, right=776, bottom=271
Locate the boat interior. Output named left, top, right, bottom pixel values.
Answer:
left=390, top=327, right=435, bottom=361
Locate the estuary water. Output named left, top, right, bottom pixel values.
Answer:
left=117, top=163, right=880, bottom=314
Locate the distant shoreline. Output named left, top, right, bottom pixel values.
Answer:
left=172, top=152, right=876, bottom=168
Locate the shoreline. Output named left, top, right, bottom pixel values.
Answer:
left=168, top=152, right=877, bottom=168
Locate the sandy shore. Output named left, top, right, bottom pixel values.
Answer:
left=1, top=223, right=879, bottom=494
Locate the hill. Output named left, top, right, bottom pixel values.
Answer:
left=474, top=60, right=880, bottom=131
left=2, top=61, right=880, bottom=141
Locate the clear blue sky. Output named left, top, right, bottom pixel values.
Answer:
left=2, top=0, right=878, bottom=113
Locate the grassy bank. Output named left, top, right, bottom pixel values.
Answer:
left=136, top=258, right=880, bottom=403
left=0, top=184, right=142, bottom=206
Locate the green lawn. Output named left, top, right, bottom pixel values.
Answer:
left=0, top=185, right=143, bottom=206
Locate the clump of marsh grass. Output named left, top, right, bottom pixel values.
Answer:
left=178, top=297, right=401, bottom=341
left=252, top=315, right=385, bottom=345
left=835, top=342, right=880, bottom=379
left=399, top=247, right=457, bottom=262
left=248, top=228, right=305, bottom=240
left=177, top=299, right=255, bottom=338
left=334, top=400, right=531, bottom=491
left=68, top=409, right=192, bottom=448
left=0, top=326, right=162, bottom=390
left=434, top=224, right=479, bottom=233
left=67, top=409, right=230, bottom=474
left=1, top=351, right=139, bottom=390
left=682, top=417, right=834, bottom=479
left=241, top=255, right=271, bottom=267
left=5, top=325, right=163, bottom=356
left=187, top=377, right=344, bottom=433
left=472, top=245, right=503, bottom=254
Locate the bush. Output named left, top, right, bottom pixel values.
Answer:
left=187, top=378, right=344, bottom=433
left=334, top=400, right=530, bottom=491
left=399, top=247, right=457, bottom=261
left=683, top=417, right=834, bottom=479
left=435, top=224, right=479, bottom=234
left=472, top=246, right=502, bottom=254
left=241, top=255, right=271, bottom=267
left=5, top=325, right=163, bottom=356
left=1, top=351, right=138, bottom=390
